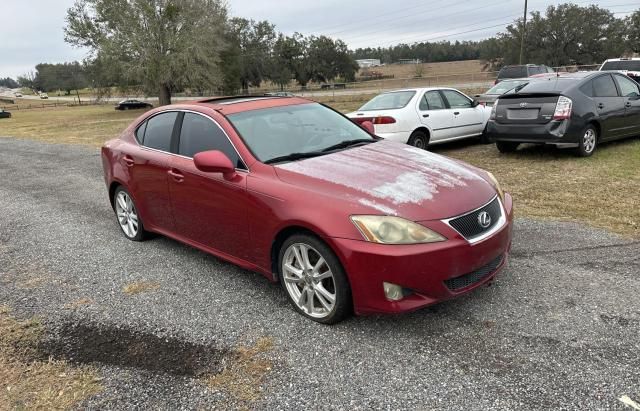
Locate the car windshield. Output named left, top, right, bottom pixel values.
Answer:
left=358, top=91, right=416, bottom=111
left=226, top=102, right=375, bottom=163
left=485, top=80, right=529, bottom=95
left=602, top=61, right=640, bottom=71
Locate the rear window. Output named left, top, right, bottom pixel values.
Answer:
left=505, top=78, right=575, bottom=94
left=359, top=91, right=416, bottom=110
left=602, top=60, right=640, bottom=71
left=499, top=66, right=527, bottom=79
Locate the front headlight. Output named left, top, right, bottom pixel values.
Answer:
left=350, top=215, right=445, bottom=244
left=486, top=172, right=505, bottom=203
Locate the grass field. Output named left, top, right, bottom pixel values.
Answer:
left=1, top=99, right=638, bottom=238
left=361, top=59, right=490, bottom=78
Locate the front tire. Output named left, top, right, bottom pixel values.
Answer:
left=574, top=125, right=597, bottom=157
left=113, top=186, right=148, bottom=241
left=278, top=234, right=352, bottom=324
left=408, top=130, right=429, bottom=149
left=496, top=141, right=520, bottom=153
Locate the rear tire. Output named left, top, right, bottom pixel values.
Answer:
left=574, top=125, right=597, bottom=157
left=408, top=130, right=429, bottom=149
left=496, top=141, right=520, bottom=153
left=113, top=186, right=148, bottom=242
left=278, top=234, right=352, bottom=324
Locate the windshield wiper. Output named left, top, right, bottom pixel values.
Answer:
left=264, top=151, right=325, bottom=165
left=321, top=139, right=375, bottom=153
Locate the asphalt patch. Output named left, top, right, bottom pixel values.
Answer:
left=39, top=322, right=228, bottom=377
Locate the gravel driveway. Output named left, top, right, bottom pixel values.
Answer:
left=0, top=137, right=638, bottom=410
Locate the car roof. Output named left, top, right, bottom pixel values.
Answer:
left=181, top=95, right=314, bottom=115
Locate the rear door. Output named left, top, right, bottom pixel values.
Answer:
left=440, top=89, right=485, bottom=137
left=417, top=90, right=455, bottom=141
left=612, top=74, right=640, bottom=137
left=591, top=74, right=626, bottom=139
left=127, top=111, right=178, bottom=231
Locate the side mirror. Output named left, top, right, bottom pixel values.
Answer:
left=193, top=150, right=235, bottom=176
left=360, top=120, right=375, bottom=134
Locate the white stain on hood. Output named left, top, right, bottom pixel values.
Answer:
left=277, top=141, right=484, bottom=214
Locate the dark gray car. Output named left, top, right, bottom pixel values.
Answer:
left=486, top=71, right=640, bottom=157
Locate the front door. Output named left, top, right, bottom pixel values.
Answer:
left=440, top=89, right=485, bottom=137
left=168, top=112, right=249, bottom=259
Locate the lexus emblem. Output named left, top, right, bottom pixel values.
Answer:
left=519, top=102, right=528, bottom=108
left=478, top=212, right=492, bottom=228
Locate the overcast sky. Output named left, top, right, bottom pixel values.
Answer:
left=0, top=0, right=636, bottom=78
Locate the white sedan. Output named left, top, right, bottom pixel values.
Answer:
left=347, top=87, right=491, bottom=149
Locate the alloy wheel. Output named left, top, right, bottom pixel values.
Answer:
left=282, top=243, right=336, bottom=319
left=115, top=191, right=139, bottom=238
left=583, top=128, right=596, bottom=153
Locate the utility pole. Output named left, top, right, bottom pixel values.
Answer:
left=519, top=0, right=528, bottom=65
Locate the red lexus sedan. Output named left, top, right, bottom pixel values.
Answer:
left=101, top=96, right=513, bottom=324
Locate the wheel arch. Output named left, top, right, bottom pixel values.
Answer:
left=409, top=126, right=431, bottom=145
left=587, top=119, right=602, bottom=140
left=269, top=225, right=349, bottom=284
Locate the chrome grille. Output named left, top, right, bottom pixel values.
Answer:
left=448, top=197, right=502, bottom=241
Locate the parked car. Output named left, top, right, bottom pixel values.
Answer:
left=102, top=96, right=513, bottom=323
left=346, top=88, right=491, bottom=149
left=264, top=91, right=294, bottom=97
left=13, top=92, right=23, bottom=98
left=115, top=99, right=153, bottom=110
left=475, top=79, right=532, bottom=107
left=494, top=64, right=555, bottom=84
left=599, top=58, right=640, bottom=83
left=486, top=71, right=640, bottom=156
left=0, top=109, right=11, bottom=119
left=39, top=93, right=49, bottom=99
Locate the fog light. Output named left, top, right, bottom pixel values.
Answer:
left=383, top=282, right=404, bottom=301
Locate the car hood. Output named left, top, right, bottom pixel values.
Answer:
left=274, top=140, right=497, bottom=221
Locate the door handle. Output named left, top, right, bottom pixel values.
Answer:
left=422, top=114, right=430, bottom=118
left=123, top=155, right=135, bottom=167
left=597, top=103, right=605, bottom=109
left=168, top=169, right=184, bottom=182
left=453, top=112, right=460, bottom=115
left=625, top=102, right=632, bottom=108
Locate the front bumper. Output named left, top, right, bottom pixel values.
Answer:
left=331, top=194, right=514, bottom=315
left=486, top=119, right=582, bottom=146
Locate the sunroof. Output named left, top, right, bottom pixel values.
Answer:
left=199, top=96, right=274, bottom=105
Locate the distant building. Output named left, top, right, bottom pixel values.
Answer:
left=356, top=59, right=381, bottom=68
left=398, top=59, right=422, bottom=64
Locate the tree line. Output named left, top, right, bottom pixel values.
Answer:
left=5, top=2, right=639, bottom=105
left=354, top=5, right=639, bottom=69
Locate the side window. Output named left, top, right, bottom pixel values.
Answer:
left=424, top=91, right=445, bottom=110
left=614, top=75, right=640, bottom=97
left=441, top=90, right=472, bottom=108
left=143, top=112, right=178, bottom=152
left=593, top=75, right=619, bottom=97
left=178, top=113, right=243, bottom=168
left=579, top=81, right=594, bottom=97
left=135, top=121, right=147, bottom=144
left=419, top=94, right=430, bottom=110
